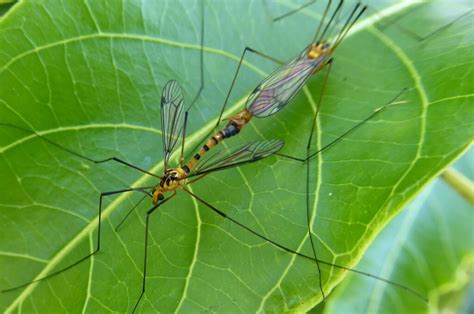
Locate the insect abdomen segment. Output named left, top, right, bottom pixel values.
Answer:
left=186, top=133, right=222, bottom=171
left=185, top=109, right=253, bottom=172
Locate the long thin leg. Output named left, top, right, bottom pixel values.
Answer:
left=276, top=73, right=408, bottom=164
left=332, top=4, right=367, bottom=51
left=186, top=0, right=205, bottom=112
left=182, top=189, right=428, bottom=302
left=217, top=47, right=284, bottom=127
left=92, top=157, right=161, bottom=179
left=304, top=58, right=334, bottom=301
left=179, top=112, right=189, bottom=167
left=132, top=193, right=176, bottom=313
left=1, top=187, right=142, bottom=293
left=368, top=4, right=424, bottom=36
left=183, top=188, right=310, bottom=258
left=277, top=100, right=402, bottom=162
left=271, top=0, right=337, bottom=43
left=306, top=59, right=333, bottom=150
left=369, top=4, right=473, bottom=42
left=0, top=123, right=162, bottom=179
left=115, top=192, right=151, bottom=232
left=272, top=0, right=318, bottom=22
left=318, top=1, right=345, bottom=44
left=275, top=58, right=333, bottom=162
left=180, top=0, right=206, bottom=165
left=305, top=88, right=408, bottom=160
left=269, top=0, right=350, bottom=47
left=280, top=89, right=409, bottom=299
left=277, top=95, right=409, bottom=162
left=418, top=9, right=473, bottom=42
left=306, top=142, right=326, bottom=298
left=186, top=173, right=209, bottom=185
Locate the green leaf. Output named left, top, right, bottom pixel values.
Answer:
left=0, top=0, right=472, bottom=312
left=320, top=147, right=474, bottom=313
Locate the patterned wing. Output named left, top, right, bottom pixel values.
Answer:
left=246, top=45, right=329, bottom=118
left=189, top=139, right=284, bottom=177
left=161, top=80, right=186, bottom=170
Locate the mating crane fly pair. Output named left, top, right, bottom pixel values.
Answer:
left=153, top=0, right=369, bottom=302
left=152, top=80, right=284, bottom=205
left=153, top=0, right=367, bottom=202
left=5, top=0, right=465, bottom=311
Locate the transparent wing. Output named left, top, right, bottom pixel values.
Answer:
left=246, top=45, right=329, bottom=118
left=190, top=139, right=284, bottom=177
left=161, top=80, right=186, bottom=170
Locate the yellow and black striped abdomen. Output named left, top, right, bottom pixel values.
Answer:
left=185, top=132, right=224, bottom=172
left=184, top=109, right=253, bottom=173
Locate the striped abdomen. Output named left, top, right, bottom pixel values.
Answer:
left=184, top=109, right=253, bottom=173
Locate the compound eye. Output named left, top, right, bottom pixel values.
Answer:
left=158, top=194, right=165, bottom=201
